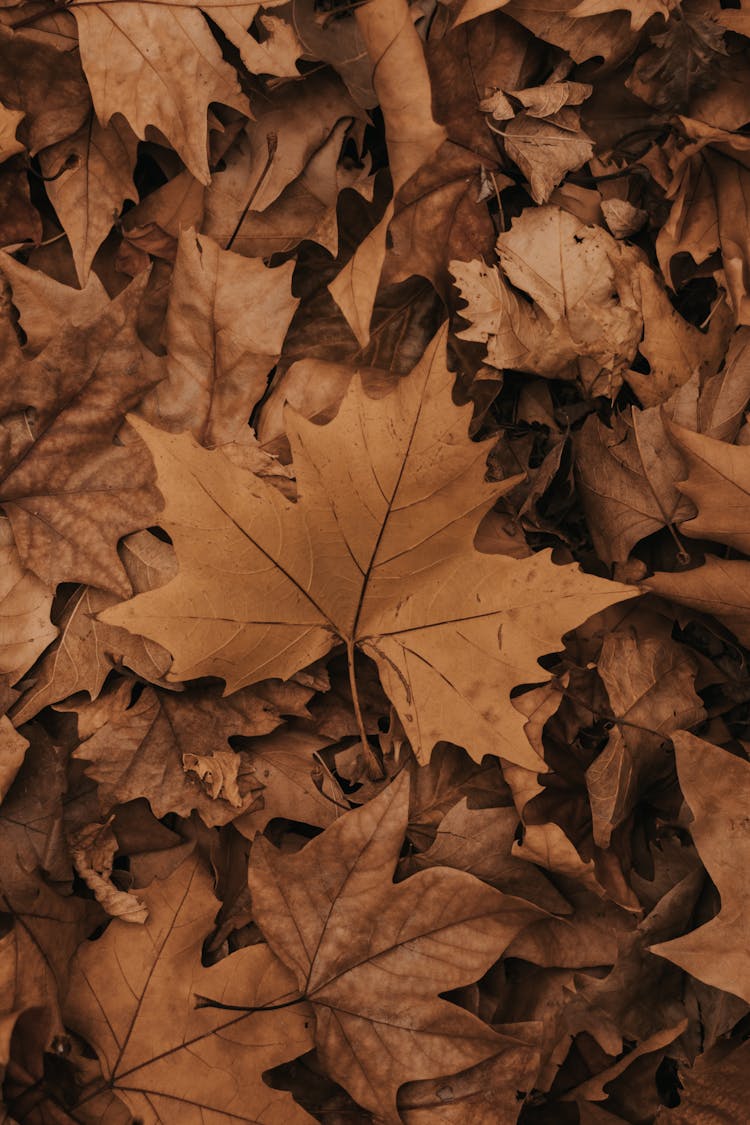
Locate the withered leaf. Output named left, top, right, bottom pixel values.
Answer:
left=249, top=772, right=543, bottom=1122
left=650, top=731, right=750, bottom=1003
left=103, top=329, right=633, bottom=767
left=63, top=854, right=316, bottom=1123
left=0, top=277, right=160, bottom=595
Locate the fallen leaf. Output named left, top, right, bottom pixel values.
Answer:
left=0, top=276, right=160, bottom=594
left=650, top=731, right=750, bottom=1003
left=62, top=854, right=316, bottom=1123
left=249, top=772, right=543, bottom=1122
left=38, top=113, right=137, bottom=285
left=69, top=817, right=148, bottom=923
left=70, top=0, right=251, bottom=184
left=453, top=205, right=643, bottom=394
left=103, top=329, right=633, bottom=767
left=668, top=420, right=750, bottom=554
left=140, top=227, right=297, bottom=447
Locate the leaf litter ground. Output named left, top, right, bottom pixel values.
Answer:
left=1, top=0, right=750, bottom=1121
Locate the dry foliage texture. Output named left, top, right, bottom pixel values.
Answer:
left=1, top=0, right=750, bottom=1120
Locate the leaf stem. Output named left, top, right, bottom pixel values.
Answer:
left=224, top=132, right=278, bottom=252
left=346, top=639, right=383, bottom=780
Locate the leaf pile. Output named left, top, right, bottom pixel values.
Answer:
left=1, top=0, right=750, bottom=1120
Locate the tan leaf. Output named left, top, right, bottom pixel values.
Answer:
left=140, top=228, right=298, bottom=447
left=38, top=113, right=137, bottom=285
left=70, top=0, right=250, bottom=183
left=328, top=0, right=447, bottom=345
left=10, top=531, right=176, bottom=726
left=568, top=0, right=675, bottom=31
left=102, top=329, right=634, bottom=768
left=0, top=278, right=160, bottom=594
left=657, top=118, right=750, bottom=325
left=669, top=420, right=750, bottom=553
left=503, top=110, right=594, bottom=204
left=233, top=727, right=345, bottom=835
left=69, top=818, right=148, bottom=924
left=625, top=262, right=732, bottom=407
left=249, top=773, right=543, bottom=1122
left=0, top=103, right=23, bottom=164
left=646, top=556, right=750, bottom=648
left=410, top=799, right=571, bottom=913
left=0, top=25, right=90, bottom=154
left=73, top=682, right=278, bottom=824
left=574, top=405, right=695, bottom=564
left=0, top=251, right=107, bottom=356
left=588, top=625, right=705, bottom=846
left=0, top=715, right=28, bottom=804
left=650, top=731, right=750, bottom=1002
left=0, top=518, right=56, bottom=686
left=453, top=205, right=643, bottom=392
left=63, top=854, right=316, bottom=1123
left=655, top=1038, right=750, bottom=1123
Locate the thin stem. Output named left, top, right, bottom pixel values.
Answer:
left=346, top=639, right=383, bottom=780
left=193, top=994, right=304, bottom=1013
left=224, top=132, right=278, bottom=251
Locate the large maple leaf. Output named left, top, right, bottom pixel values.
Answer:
left=248, top=771, right=543, bottom=1123
left=103, top=329, right=633, bottom=767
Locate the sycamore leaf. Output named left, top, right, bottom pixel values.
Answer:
left=70, top=0, right=250, bottom=184
left=249, top=772, right=544, bottom=1123
left=0, top=277, right=160, bottom=595
left=103, top=328, right=633, bottom=768
left=650, top=731, right=750, bottom=1002
left=140, top=228, right=298, bottom=447
left=63, top=854, right=316, bottom=1124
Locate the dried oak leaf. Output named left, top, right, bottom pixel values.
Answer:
left=249, top=772, right=543, bottom=1123
left=103, top=329, right=633, bottom=768
left=655, top=1037, right=750, bottom=1123
left=69, top=0, right=251, bottom=184
left=0, top=252, right=107, bottom=356
left=0, top=276, right=160, bottom=595
left=649, top=731, right=750, bottom=1002
left=140, top=227, right=298, bottom=448
left=452, top=205, right=643, bottom=395
left=62, top=854, right=316, bottom=1124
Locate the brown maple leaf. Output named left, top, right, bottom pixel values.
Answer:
left=103, top=329, right=634, bottom=769
left=62, top=854, right=316, bottom=1123
left=0, top=276, right=160, bottom=595
left=249, top=772, right=544, bottom=1123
